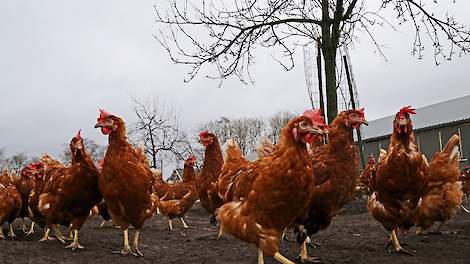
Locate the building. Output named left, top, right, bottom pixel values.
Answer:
left=166, top=168, right=184, bottom=183
left=361, top=95, right=470, bottom=167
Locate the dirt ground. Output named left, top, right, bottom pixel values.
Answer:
left=1, top=200, right=469, bottom=264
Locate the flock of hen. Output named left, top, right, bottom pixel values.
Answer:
left=0, top=107, right=468, bottom=264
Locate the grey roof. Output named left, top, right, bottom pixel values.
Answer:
left=362, top=94, right=470, bottom=140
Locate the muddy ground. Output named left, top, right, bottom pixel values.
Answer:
left=1, top=200, right=469, bottom=264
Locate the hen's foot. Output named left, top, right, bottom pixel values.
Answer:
left=307, top=240, right=322, bottom=248
left=461, top=205, right=470, bottom=213
left=295, top=256, right=322, bottom=264
left=133, top=248, right=144, bottom=257
left=387, top=246, right=415, bottom=256
left=65, top=242, right=85, bottom=250
left=395, top=247, right=416, bottom=256
left=112, top=247, right=134, bottom=256
left=8, top=227, right=16, bottom=238
left=25, top=222, right=35, bottom=236
left=39, top=236, right=55, bottom=242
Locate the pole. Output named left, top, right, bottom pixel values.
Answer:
left=343, top=55, right=366, bottom=169
left=316, top=38, right=326, bottom=123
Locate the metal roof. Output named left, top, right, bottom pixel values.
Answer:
left=362, top=94, right=470, bottom=140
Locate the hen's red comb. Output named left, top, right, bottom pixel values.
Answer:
left=358, top=108, right=365, bottom=118
left=75, top=129, right=82, bottom=140
left=199, top=130, right=209, bottom=138
left=398, top=106, right=416, bottom=117
left=98, top=109, right=111, bottom=122
left=303, top=109, right=326, bottom=126
left=188, top=155, right=196, bottom=160
left=29, top=162, right=43, bottom=170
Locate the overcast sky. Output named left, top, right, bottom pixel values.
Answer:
left=1, top=0, right=470, bottom=162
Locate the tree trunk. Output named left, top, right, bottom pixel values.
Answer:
left=322, top=44, right=338, bottom=124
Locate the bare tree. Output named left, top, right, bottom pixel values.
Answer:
left=130, top=96, right=193, bottom=169
left=199, top=117, right=266, bottom=156
left=61, top=138, right=106, bottom=165
left=155, top=0, right=470, bottom=123
left=6, top=153, right=28, bottom=172
left=0, top=148, right=6, bottom=169
left=266, top=111, right=296, bottom=144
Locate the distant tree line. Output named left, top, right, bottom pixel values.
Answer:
left=0, top=148, right=39, bottom=172
left=198, top=111, right=296, bottom=157
left=1, top=100, right=296, bottom=174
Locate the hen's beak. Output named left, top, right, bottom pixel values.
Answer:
left=94, top=123, right=103, bottom=128
left=362, top=119, right=369, bottom=126
left=309, top=126, right=325, bottom=135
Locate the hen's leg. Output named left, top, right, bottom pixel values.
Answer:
left=217, top=226, right=223, bottom=240
left=112, top=229, right=133, bottom=255
left=389, top=229, right=415, bottom=256
left=22, top=219, right=26, bottom=233
left=297, top=239, right=322, bottom=263
left=273, top=252, right=295, bottom=264
left=65, top=229, right=84, bottom=250
left=52, top=225, right=66, bottom=243
left=68, top=224, right=74, bottom=240
left=0, top=227, right=4, bottom=239
left=98, top=220, right=111, bottom=228
left=39, top=227, right=55, bottom=241
left=180, top=217, right=189, bottom=229
left=280, top=228, right=287, bottom=241
left=132, top=229, right=143, bottom=257
left=258, top=248, right=264, bottom=264
left=461, top=205, right=470, bottom=213
left=8, top=223, right=16, bottom=238
left=168, top=219, right=173, bottom=231
left=415, top=227, right=427, bottom=235
left=25, top=221, right=35, bottom=236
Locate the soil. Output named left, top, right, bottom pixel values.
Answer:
left=1, top=200, right=469, bottom=264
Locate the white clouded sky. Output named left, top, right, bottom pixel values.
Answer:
left=1, top=0, right=469, bottom=162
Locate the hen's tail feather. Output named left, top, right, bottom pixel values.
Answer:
left=150, top=168, right=162, bottom=178
left=222, top=139, right=239, bottom=162
left=255, top=137, right=275, bottom=159
left=415, top=134, right=463, bottom=229
left=378, top=148, right=387, bottom=163
left=442, top=135, right=460, bottom=156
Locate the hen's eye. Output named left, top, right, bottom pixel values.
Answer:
left=299, top=121, right=309, bottom=129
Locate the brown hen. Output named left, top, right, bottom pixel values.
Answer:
left=37, top=130, right=102, bottom=249
left=216, top=110, right=325, bottom=264
left=295, top=109, right=368, bottom=262
left=16, top=165, right=37, bottom=234
left=368, top=106, right=428, bottom=255
left=415, top=134, right=463, bottom=233
left=0, top=168, right=22, bottom=239
left=95, top=110, right=154, bottom=256
left=156, top=156, right=199, bottom=230
left=196, top=131, right=224, bottom=225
